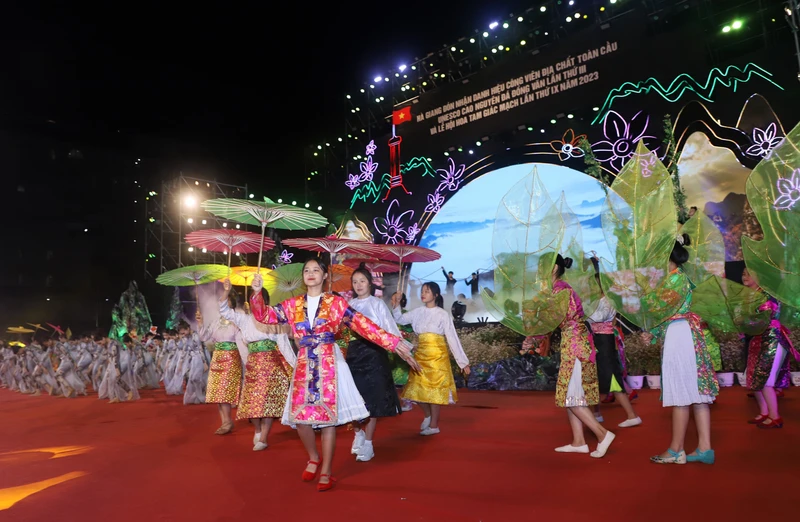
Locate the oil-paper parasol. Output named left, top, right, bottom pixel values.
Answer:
left=185, top=229, right=275, bottom=268
left=372, top=243, right=441, bottom=291
left=7, top=326, right=35, bottom=334
left=282, top=235, right=384, bottom=291
left=220, top=266, right=272, bottom=309
left=47, top=323, right=66, bottom=337
left=263, top=264, right=307, bottom=304
left=202, top=197, right=328, bottom=269
left=343, top=258, right=401, bottom=273
left=156, top=264, right=230, bottom=319
left=329, top=264, right=356, bottom=293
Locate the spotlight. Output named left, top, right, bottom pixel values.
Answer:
left=235, top=224, right=240, bottom=229
left=731, top=20, right=743, bottom=29
left=567, top=114, right=574, bottom=119
left=722, top=25, right=731, bottom=32
left=317, top=206, right=323, bottom=211
left=489, top=22, right=498, bottom=29
left=222, top=223, right=228, bottom=227
left=483, top=31, right=489, bottom=37
left=468, top=150, right=474, bottom=154
left=292, top=201, right=297, bottom=205
left=593, top=107, right=600, bottom=111
left=202, top=248, right=207, bottom=253
left=373, top=75, right=381, bottom=82
left=520, top=40, right=527, bottom=45
left=451, top=46, right=456, bottom=51
left=610, top=0, right=617, bottom=3
left=384, top=77, right=389, bottom=82
left=187, top=218, right=193, bottom=223
left=786, top=6, right=793, bottom=16
left=566, top=16, right=573, bottom=22
left=502, top=22, right=509, bottom=28
left=469, top=38, right=475, bottom=43
left=188, top=247, right=194, bottom=252
left=517, top=16, right=523, bottom=22
left=569, top=0, right=574, bottom=4
left=249, top=193, right=254, bottom=198
left=399, top=64, right=407, bottom=71
left=540, top=6, right=547, bottom=12
left=550, top=119, right=557, bottom=124
left=184, top=195, right=196, bottom=207
left=304, top=203, right=310, bottom=208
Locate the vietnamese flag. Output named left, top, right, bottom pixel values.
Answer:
left=392, top=106, right=412, bottom=125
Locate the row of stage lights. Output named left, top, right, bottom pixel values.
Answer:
left=183, top=194, right=323, bottom=212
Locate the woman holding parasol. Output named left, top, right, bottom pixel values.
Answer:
left=249, top=257, right=420, bottom=492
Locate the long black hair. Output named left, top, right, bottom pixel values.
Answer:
left=554, top=254, right=574, bottom=278
left=671, top=233, right=691, bottom=266
left=303, top=256, right=329, bottom=274
left=351, top=263, right=375, bottom=296
left=422, top=281, right=444, bottom=308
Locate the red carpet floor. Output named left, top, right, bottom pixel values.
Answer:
left=1, top=386, right=797, bottom=522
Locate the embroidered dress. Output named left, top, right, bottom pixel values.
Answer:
left=250, top=292, right=402, bottom=427
left=648, top=269, right=719, bottom=407
left=588, top=296, right=625, bottom=395
left=392, top=305, right=469, bottom=405
left=553, top=280, right=599, bottom=408
left=347, top=296, right=403, bottom=417
left=746, top=297, right=798, bottom=391
left=220, top=300, right=295, bottom=419
left=201, top=319, right=243, bottom=405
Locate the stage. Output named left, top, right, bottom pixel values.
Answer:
left=0, top=387, right=796, bottom=521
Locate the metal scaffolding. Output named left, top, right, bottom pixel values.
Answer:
left=143, top=174, right=249, bottom=280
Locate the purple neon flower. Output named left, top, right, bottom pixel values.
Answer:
left=345, top=173, right=361, bottom=190
left=639, top=150, right=658, bottom=178
left=406, top=222, right=421, bottom=243
left=745, top=123, right=783, bottom=158
left=774, top=168, right=800, bottom=211
left=278, top=249, right=294, bottom=264
left=365, top=140, right=377, bottom=156
left=436, top=157, right=465, bottom=192
left=374, top=199, right=414, bottom=244
left=592, top=110, right=657, bottom=172
left=424, top=191, right=445, bottom=213
left=359, top=156, right=378, bottom=182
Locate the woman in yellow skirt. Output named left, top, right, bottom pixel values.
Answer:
left=391, top=282, right=470, bottom=435
left=199, top=291, right=243, bottom=435
left=219, top=284, right=296, bottom=451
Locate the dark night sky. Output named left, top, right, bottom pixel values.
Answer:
left=1, top=0, right=532, bottom=188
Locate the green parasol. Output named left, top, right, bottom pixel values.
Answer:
left=263, top=264, right=307, bottom=304
left=202, top=197, right=328, bottom=269
left=156, top=264, right=230, bottom=319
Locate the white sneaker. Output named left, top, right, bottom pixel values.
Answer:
left=555, top=444, right=589, bottom=453
left=253, top=433, right=260, bottom=445
left=356, top=441, right=374, bottom=462
left=420, top=427, right=440, bottom=436
left=618, top=417, right=642, bottom=428
left=420, top=416, right=431, bottom=431
left=351, top=429, right=366, bottom=455
left=591, top=431, right=616, bottom=458
left=253, top=442, right=268, bottom=451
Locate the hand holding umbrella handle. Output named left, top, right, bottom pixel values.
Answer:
left=220, top=278, right=232, bottom=302
left=391, top=292, right=402, bottom=309
left=252, top=273, right=263, bottom=293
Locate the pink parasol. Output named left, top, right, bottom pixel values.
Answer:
left=371, top=243, right=441, bottom=292
left=343, top=258, right=401, bottom=273
left=185, top=229, right=275, bottom=267
left=47, top=323, right=65, bottom=336
left=282, top=235, right=385, bottom=290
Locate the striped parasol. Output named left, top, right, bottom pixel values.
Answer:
left=157, top=264, right=230, bottom=321
left=202, top=198, right=328, bottom=269
left=185, top=229, right=275, bottom=267
left=372, top=243, right=441, bottom=291
left=282, top=235, right=384, bottom=291
left=264, top=264, right=307, bottom=304
left=219, top=266, right=272, bottom=310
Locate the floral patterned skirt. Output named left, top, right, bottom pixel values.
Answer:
left=237, top=346, right=290, bottom=419
left=205, top=343, right=242, bottom=405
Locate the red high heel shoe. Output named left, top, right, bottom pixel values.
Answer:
left=757, top=417, right=783, bottom=429
left=318, top=474, right=336, bottom=492
left=302, top=460, right=320, bottom=482
left=748, top=414, right=769, bottom=424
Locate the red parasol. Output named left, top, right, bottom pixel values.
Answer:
left=371, top=243, right=441, bottom=292
left=47, top=323, right=65, bottom=336
left=329, top=264, right=356, bottom=293
left=282, top=235, right=385, bottom=291
left=185, top=229, right=275, bottom=267
left=343, top=258, right=401, bottom=273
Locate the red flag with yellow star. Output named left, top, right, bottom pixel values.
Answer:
left=392, top=106, right=412, bottom=125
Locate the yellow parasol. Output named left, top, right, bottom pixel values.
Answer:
left=219, top=266, right=272, bottom=311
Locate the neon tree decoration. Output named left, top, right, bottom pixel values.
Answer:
left=424, top=191, right=445, bottom=213
left=592, top=63, right=784, bottom=125
left=382, top=129, right=412, bottom=202
left=774, top=168, right=800, bottom=211
left=278, top=250, right=294, bottom=264
left=745, top=123, right=784, bottom=158
left=549, top=129, right=586, bottom=160
left=374, top=199, right=414, bottom=244
left=592, top=110, right=658, bottom=173
left=436, top=157, right=466, bottom=193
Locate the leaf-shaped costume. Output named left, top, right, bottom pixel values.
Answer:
left=557, top=193, right=602, bottom=318
left=742, top=121, right=800, bottom=308
left=691, top=276, right=770, bottom=336
left=600, top=142, right=680, bottom=330
left=681, top=211, right=726, bottom=286
left=481, top=168, right=569, bottom=335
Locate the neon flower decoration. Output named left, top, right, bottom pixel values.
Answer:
left=550, top=129, right=586, bottom=161
left=359, top=156, right=378, bottom=182
left=774, top=168, right=800, bottom=211
left=366, top=140, right=377, bottom=156
left=279, top=249, right=294, bottom=264
left=374, top=199, right=415, bottom=244
left=745, top=123, right=784, bottom=158
left=424, top=191, right=445, bottom=213
left=406, top=222, right=421, bottom=243
left=592, top=110, right=658, bottom=172
left=345, top=173, right=361, bottom=190
left=639, top=150, right=658, bottom=178
left=436, top=157, right=466, bottom=193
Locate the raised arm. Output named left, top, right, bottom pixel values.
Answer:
left=249, top=274, right=288, bottom=324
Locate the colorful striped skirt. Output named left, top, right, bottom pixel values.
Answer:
left=237, top=339, right=291, bottom=419
left=205, top=342, right=242, bottom=405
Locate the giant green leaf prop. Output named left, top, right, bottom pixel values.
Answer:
left=742, top=121, right=800, bottom=308
left=681, top=210, right=726, bottom=286
left=481, top=168, right=569, bottom=335
left=691, top=275, right=769, bottom=335
left=600, top=142, right=679, bottom=330
left=557, top=192, right=602, bottom=317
